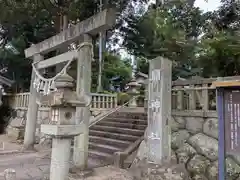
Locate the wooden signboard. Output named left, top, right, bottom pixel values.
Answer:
left=213, top=80, right=240, bottom=180
left=224, top=90, right=240, bottom=154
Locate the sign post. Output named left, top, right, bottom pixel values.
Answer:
left=212, top=80, right=240, bottom=180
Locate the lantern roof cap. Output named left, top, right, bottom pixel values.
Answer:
left=55, top=73, right=74, bottom=89
left=127, top=78, right=141, bottom=87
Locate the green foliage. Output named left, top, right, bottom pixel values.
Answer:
left=122, top=1, right=240, bottom=79
left=0, top=0, right=141, bottom=91
left=91, top=53, right=132, bottom=92
left=197, top=30, right=240, bottom=77
left=117, top=92, right=130, bottom=105
left=101, top=91, right=113, bottom=94
left=121, top=2, right=208, bottom=79
left=1, top=0, right=240, bottom=92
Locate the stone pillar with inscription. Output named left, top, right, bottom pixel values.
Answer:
left=147, top=56, right=172, bottom=165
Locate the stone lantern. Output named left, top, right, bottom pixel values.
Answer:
left=40, top=73, right=88, bottom=180
left=127, top=78, right=141, bottom=107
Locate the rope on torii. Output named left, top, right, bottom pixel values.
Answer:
left=32, top=42, right=94, bottom=96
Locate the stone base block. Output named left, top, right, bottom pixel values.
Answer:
left=6, top=127, right=25, bottom=140
left=69, top=168, right=94, bottom=179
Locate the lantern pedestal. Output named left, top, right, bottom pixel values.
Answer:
left=41, top=124, right=83, bottom=180
left=128, top=93, right=138, bottom=108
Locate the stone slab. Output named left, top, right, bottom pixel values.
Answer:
left=36, top=50, right=78, bottom=69
left=41, top=124, right=83, bottom=137
left=203, top=117, right=218, bottom=139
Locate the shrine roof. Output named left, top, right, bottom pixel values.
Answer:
left=212, top=80, right=240, bottom=88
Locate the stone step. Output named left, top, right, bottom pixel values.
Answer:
left=90, top=125, right=145, bottom=136
left=89, top=130, right=139, bottom=142
left=88, top=150, right=113, bottom=162
left=89, top=142, right=123, bottom=154
left=97, top=121, right=147, bottom=130
left=109, top=112, right=147, bottom=119
left=89, top=136, right=131, bottom=148
left=103, top=117, right=147, bottom=125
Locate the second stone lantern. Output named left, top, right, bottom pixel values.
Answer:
left=127, top=78, right=141, bottom=108
left=40, top=73, right=89, bottom=180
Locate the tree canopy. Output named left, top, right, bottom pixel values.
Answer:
left=0, top=0, right=141, bottom=91
left=0, top=0, right=239, bottom=91
left=120, top=0, right=240, bottom=79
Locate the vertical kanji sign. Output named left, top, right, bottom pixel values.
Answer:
left=213, top=80, right=240, bottom=180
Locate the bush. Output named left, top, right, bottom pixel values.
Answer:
left=102, top=91, right=113, bottom=94
left=117, top=92, right=131, bottom=105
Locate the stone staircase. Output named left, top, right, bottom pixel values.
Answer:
left=88, top=111, right=147, bottom=164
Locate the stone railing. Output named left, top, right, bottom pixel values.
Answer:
left=172, top=76, right=240, bottom=111
left=4, top=92, right=117, bottom=110
left=144, top=75, right=240, bottom=111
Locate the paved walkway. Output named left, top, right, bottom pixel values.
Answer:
left=0, top=152, right=50, bottom=180
left=0, top=134, right=110, bottom=179
left=0, top=135, right=22, bottom=153
left=0, top=152, right=108, bottom=180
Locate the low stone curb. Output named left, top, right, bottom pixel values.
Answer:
left=0, top=150, right=36, bottom=156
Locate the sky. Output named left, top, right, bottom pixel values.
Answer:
left=194, top=0, right=221, bottom=12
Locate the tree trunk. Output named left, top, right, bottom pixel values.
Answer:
left=97, top=0, right=108, bottom=92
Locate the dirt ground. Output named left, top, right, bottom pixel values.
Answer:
left=80, top=166, right=134, bottom=180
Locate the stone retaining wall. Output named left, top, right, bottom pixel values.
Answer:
left=171, top=111, right=240, bottom=179
left=6, top=108, right=49, bottom=141
left=6, top=108, right=104, bottom=141
left=134, top=110, right=240, bottom=180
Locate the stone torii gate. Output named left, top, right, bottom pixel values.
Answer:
left=23, top=8, right=116, bottom=168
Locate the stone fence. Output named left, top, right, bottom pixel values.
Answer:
left=4, top=92, right=117, bottom=110
left=4, top=92, right=117, bottom=142
left=144, top=75, right=240, bottom=111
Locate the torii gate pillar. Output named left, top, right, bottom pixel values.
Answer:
left=23, top=53, right=43, bottom=150
left=73, top=34, right=92, bottom=168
